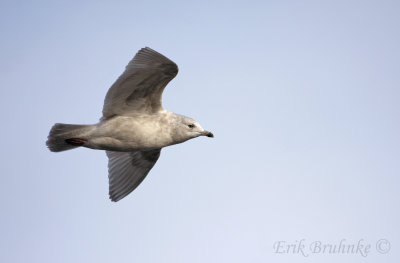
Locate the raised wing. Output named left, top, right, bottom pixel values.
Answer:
left=106, top=149, right=161, bottom=202
left=102, top=47, right=178, bottom=119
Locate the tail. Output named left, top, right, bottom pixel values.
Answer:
left=46, top=123, right=93, bottom=152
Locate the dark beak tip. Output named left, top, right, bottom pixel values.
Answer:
left=207, top=132, right=214, bottom=138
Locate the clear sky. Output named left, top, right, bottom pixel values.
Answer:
left=1, top=0, right=399, bottom=262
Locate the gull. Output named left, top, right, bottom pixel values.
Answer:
left=46, top=47, right=214, bottom=202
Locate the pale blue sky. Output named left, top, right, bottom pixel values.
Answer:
left=1, top=0, right=399, bottom=262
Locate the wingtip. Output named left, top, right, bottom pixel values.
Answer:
left=109, top=195, right=120, bottom=202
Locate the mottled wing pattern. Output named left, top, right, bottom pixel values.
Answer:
left=106, top=149, right=161, bottom=202
left=102, top=47, right=178, bottom=119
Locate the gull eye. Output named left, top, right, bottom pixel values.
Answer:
left=188, top=124, right=195, bottom=128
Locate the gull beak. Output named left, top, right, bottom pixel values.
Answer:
left=201, top=131, right=214, bottom=138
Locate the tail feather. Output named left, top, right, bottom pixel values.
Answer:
left=46, top=123, right=93, bottom=152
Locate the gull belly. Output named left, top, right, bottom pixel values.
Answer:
left=88, top=113, right=175, bottom=151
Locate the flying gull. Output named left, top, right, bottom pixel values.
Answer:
left=46, top=47, right=214, bottom=202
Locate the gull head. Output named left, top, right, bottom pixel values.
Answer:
left=172, top=114, right=214, bottom=143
